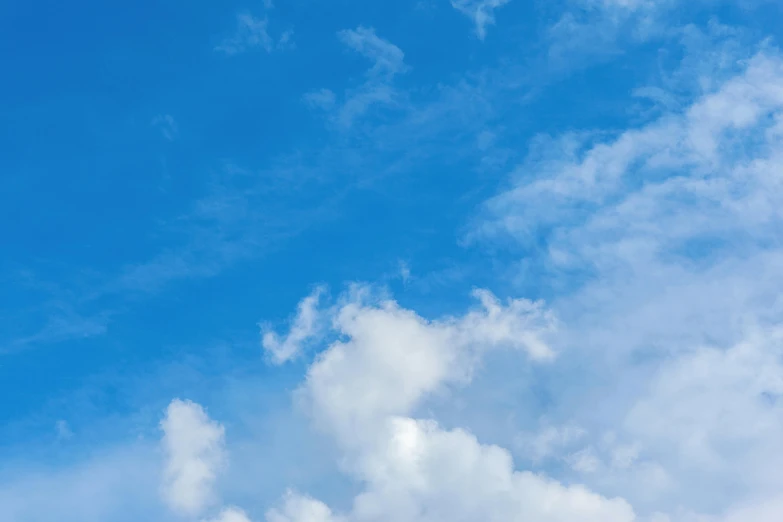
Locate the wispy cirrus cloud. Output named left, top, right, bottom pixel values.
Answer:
left=107, top=161, right=340, bottom=296
left=3, top=302, right=111, bottom=354
left=216, top=12, right=293, bottom=55
left=450, top=0, right=511, bottom=40
left=305, top=26, right=408, bottom=128
left=543, top=0, right=721, bottom=71
left=152, top=114, right=178, bottom=141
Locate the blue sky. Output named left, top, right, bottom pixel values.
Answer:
left=3, top=1, right=783, bottom=521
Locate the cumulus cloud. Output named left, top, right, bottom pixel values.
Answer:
left=268, top=419, right=636, bottom=522
left=347, top=417, right=634, bottom=522
left=298, top=287, right=554, bottom=443
left=12, top=9, right=783, bottom=522
left=264, top=287, right=636, bottom=522
left=479, top=49, right=783, bottom=518
left=450, top=0, right=511, bottom=40
left=160, top=399, right=227, bottom=516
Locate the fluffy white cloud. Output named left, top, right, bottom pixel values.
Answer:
left=13, top=12, right=782, bottom=522
left=159, top=403, right=260, bottom=522
left=480, top=49, right=783, bottom=519
left=161, top=399, right=227, bottom=516
left=297, top=287, right=554, bottom=444
left=265, top=287, right=635, bottom=522
left=345, top=417, right=634, bottom=522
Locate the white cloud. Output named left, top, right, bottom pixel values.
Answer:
left=262, top=286, right=325, bottom=365
left=278, top=29, right=295, bottom=50
left=303, top=88, right=336, bottom=110
left=546, top=0, right=675, bottom=66
left=299, top=287, right=554, bottom=444
left=567, top=447, right=602, bottom=474
left=217, top=14, right=273, bottom=55
left=479, top=49, right=783, bottom=518
left=266, top=491, right=337, bottom=522
left=159, top=403, right=272, bottom=522
left=11, top=10, right=783, bottom=522
left=0, top=445, right=161, bottom=522
left=337, top=27, right=407, bottom=79
left=307, top=27, right=407, bottom=128
left=397, top=260, right=411, bottom=285
left=309, top=416, right=635, bottom=522
left=516, top=423, right=587, bottom=463
left=160, top=399, right=227, bottom=516
left=483, top=51, right=783, bottom=264
left=611, top=443, right=642, bottom=470
left=216, top=13, right=292, bottom=55
left=450, top=0, right=511, bottom=40
left=625, top=328, right=783, bottom=489
left=152, top=114, right=178, bottom=141
left=584, top=0, right=664, bottom=10
left=347, top=417, right=634, bottom=522
left=264, top=287, right=635, bottom=522
left=10, top=307, right=110, bottom=349
left=719, top=498, right=783, bottom=522
left=55, top=420, right=73, bottom=441
left=205, top=506, right=254, bottom=522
